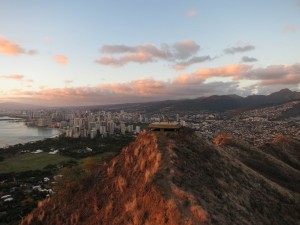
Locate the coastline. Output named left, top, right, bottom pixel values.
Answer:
left=0, top=133, right=65, bottom=150
left=0, top=116, right=64, bottom=149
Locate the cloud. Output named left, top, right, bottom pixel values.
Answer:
left=6, top=62, right=300, bottom=106
left=261, top=74, right=300, bottom=85
left=27, top=49, right=38, bottom=55
left=174, top=56, right=213, bottom=70
left=64, top=80, right=73, bottom=85
left=0, top=36, right=37, bottom=56
left=224, top=45, right=255, bottom=54
left=23, top=79, right=33, bottom=83
left=173, top=40, right=200, bottom=59
left=243, top=63, right=300, bottom=85
left=283, top=24, right=297, bottom=32
left=9, top=78, right=239, bottom=106
left=96, top=40, right=200, bottom=67
left=54, top=54, right=68, bottom=64
left=186, top=10, right=198, bottom=17
left=96, top=52, right=152, bottom=66
left=0, top=74, right=33, bottom=83
left=174, top=64, right=252, bottom=84
left=0, top=36, right=25, bottom=55
left=99, top=78, right=169, bottom=96
left=101, top=45, right=137, bottom=54
left=0, top=74, right=24, bottom=80
left=101, top=43, right=170, bottom=58
left=241, top=56, right=258, bottom=63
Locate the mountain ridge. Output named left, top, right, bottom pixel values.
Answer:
left=83, top=88, right=300, bottom=113
left=21, top=129, right=300, bottom=225
left=1, top=89, right=300, bottom=112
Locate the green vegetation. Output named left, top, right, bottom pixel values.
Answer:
left=0, top=134, right=135, bottom=225
left=87, top=152, right=115, bottom=163
left=0, top=152, right=72, bottom=174
left=53, top=157, right=100, bottom=202
left=0, top=134, right=135, bottom=160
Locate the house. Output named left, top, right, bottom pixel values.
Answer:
left=32, top=149, right=43, bottom=154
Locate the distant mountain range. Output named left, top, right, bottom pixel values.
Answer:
left=1, top=89, right=300, bottom=112
left=92, top=88, right=300, bottom=113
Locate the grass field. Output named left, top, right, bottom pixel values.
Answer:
left=0, top=152, right=116, bottom=174
left=88, top=152, right=116, bottom=163
left=0, top=153, right=72, bottom=174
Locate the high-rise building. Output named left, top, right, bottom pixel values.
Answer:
left=135, top=126, right=141, bottom=133
left=99, top=125, right=107, bottom=134
left=88, top=122, right=96, bottom=131
left=37, top=118, right=48, bottom=127
left=127, top=124, right=134, bottom=132
left=107, top=120, right=115, bottom=134
left=120, top=122, right=126, bottom=135
left=90, top=128, right=97, bottom=139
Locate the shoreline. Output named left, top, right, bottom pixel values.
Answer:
left=0, top=117, right=64, bottom=149
left=0, top=133, right=65, bottom=150
left=0, top=116, right=24, bottom=121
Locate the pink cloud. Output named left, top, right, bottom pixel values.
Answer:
left=9, top=80, right=237, bottom=106
left=5, top=62, right=300, bottom=106
left=54, top=54, right=68, bottom=64
left=0, top=36, right=37, bottom=56
left=0, top=36, right=25, bottom=55
left=186, top=10, right=198, bottom=17
left=96, top=40, right=200, bottom=68
left=244, top=63, right=300, bottom=85
left=0, top=74, right=24, bottom=80
left=174, top=64, right=252, bottom=84
left=96, top=52, right=151, bottom=66
left=0, top=74, right=34, bottom=83
left=25, top=79, right=34, bottom=83
left=261, top=74, right=300, bottom=85
left=174, top=64, right=186, bottom=71
left=283, top=24, right=297, bottom=32
left=99, top=78, right=168, bottom=95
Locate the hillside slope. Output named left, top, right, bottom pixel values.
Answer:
left=21, top=130, right=300, bottom=225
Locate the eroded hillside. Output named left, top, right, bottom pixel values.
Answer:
left=21, top=129, right=300, bottom=225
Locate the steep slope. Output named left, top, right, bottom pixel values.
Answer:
left=261, top=135, right=300, bottom=171
left=267, top=88, right=300, bottom=103
left=21, top=130, right=300, bottom=225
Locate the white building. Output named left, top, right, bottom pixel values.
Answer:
left=90, top=128, right=97, bottom=139
left=135, top=126, right=141, bottom=133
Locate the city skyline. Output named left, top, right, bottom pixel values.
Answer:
left=0, top=0, right=300, bottom=106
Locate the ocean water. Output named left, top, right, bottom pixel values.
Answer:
left=0, top=117, right=62, bottom=148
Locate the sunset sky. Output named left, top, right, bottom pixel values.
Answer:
left=0, top=0, right=300, bottom=106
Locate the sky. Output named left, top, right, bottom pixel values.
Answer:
left=0, top=0, right=300, bottom=106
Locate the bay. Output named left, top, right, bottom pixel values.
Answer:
left=0, top=116, right=62, bottom=148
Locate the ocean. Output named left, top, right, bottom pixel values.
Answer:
left=0, top=116, right=62, bottom=148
